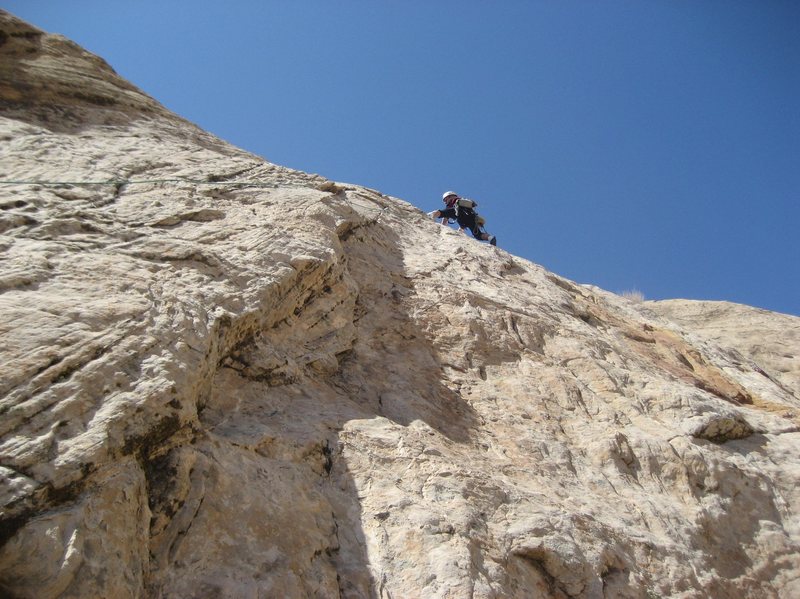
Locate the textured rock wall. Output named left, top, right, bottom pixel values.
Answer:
left=646, top=300, right=800, bottom=404
left=1, top=11, right=799, bottom=598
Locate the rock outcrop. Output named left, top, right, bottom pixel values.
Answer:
left=1, top=11, right=799, bottom=598
left=647, top=300, right=800, bottom=404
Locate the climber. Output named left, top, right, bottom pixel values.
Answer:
left=428, top=191, right=497, bottom=245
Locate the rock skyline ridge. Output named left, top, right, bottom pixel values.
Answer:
left=1, top=11, right=799, bottom=598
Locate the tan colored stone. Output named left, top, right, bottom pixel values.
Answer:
left=1, top=10, right=799, bottom=598
left=647, top=299, right=800, bottom=405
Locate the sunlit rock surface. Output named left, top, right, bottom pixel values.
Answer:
left=1, top=11, right=799, bottom=598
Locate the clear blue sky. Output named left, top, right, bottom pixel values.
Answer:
left=7, top=1, right=799, bottom=315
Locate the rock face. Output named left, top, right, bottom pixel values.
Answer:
left=646, top=300, right=800, bottom=404
left=1, top=11, right=799, bottom=598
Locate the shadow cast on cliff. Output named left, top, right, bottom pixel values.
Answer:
left=140, top=211, right=482, bottom=597
left=334, top=213, right=482, bottom=444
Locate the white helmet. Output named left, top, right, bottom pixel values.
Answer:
left=442, top=191, right=458, bottom=202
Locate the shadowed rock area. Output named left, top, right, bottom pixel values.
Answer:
left=1, top=11, right=799, bottom=598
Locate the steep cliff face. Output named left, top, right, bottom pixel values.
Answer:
left=1, top=12, right=799, bottom=598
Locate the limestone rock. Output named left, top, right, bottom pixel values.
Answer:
left=647, top=299, right=800, bottom=403
left=2, top=11, right=800, bottom=598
